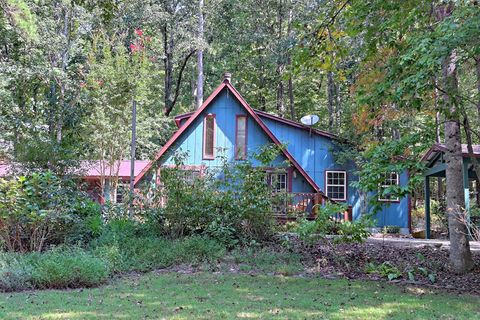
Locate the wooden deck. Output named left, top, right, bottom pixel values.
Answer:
left=272, top=192, right=352, bottom=222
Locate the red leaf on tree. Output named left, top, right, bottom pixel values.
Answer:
left=135, top=29, right=143, bottom=37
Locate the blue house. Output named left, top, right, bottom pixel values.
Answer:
left=135, top=74, right=411, bottom=233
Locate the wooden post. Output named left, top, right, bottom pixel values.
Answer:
left=129, top=100, right=137, bottom=217
left=463, top=161, right=472, bottom=238
left=344, top=206, right=352, bottom=222
left=425, top=176, right=431, bottom=239
left=312, top=193, right=321, bottom=218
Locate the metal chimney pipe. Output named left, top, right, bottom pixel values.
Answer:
left=222, top=72, right=232, bottom=83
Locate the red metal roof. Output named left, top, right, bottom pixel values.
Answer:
left=0, top=161, right=149, bottom=179
left=81, top=160, right=150, bottom=178
left=135, top=79, right=323, bottom=194
left=422, top=143, right=480, bottom=162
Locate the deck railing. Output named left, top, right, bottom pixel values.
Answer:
left=272, top=192, right=352, bottom=223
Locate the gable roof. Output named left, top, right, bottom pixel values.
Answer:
left=134, top=79, right=322, bottom=194
left=422, top=143, right=480, bottom=163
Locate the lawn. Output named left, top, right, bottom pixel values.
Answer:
left=0, top=272, right=478, bottom=320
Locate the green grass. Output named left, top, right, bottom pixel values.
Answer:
left=0, top=272, right=478, bottom=319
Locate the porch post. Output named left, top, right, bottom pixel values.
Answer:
left=425, top=175, right=431, bottom=239
left=463, top=161, right=471, bottom=238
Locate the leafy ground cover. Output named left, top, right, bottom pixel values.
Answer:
left=0, top=272, right=478, bottom=320
left=296, top=239, right=480, bottom=295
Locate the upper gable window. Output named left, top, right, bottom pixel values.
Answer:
left=203, top=114, right=216, bottom=159
left=378, top=172, right=399, bottom=202
left=325, top=171, right=347, bottom=201
left=235, top=115, right=248, bottom=159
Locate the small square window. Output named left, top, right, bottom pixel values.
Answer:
left=267, top=172, right=288, bottom=192
left=378, top=172, right=399, bottom=202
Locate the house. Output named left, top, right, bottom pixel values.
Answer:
left=134, top=74, right=411, bottom=233
left=0, top=160, right=149, bottom=204
left=422, top=143, right=480, bottom=238
left=81, top=160, right=149, bottom=204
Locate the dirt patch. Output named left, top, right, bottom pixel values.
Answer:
left=296, top=239, right=480, bottom=295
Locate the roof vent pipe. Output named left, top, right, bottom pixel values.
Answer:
left=222, top=72, right=232, bottom=83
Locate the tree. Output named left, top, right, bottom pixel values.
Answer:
left=196, top=0, right=204, bottom=109
left=436, top=3, right=473, bottom=273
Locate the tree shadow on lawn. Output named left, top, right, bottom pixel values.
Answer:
left=0, top=272, right=478, bottom=320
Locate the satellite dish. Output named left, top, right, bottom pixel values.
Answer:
left=300, top=115, right=319, bottom=126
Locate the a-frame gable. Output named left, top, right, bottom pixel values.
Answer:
left=134, top=79, right=321, bottom=194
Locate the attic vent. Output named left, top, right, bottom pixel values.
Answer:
left=222, top=72, right=232, bottom=83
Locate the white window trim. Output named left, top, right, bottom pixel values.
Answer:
left=378, top=172, right=400, bottom=202
left=266, top=171, right=288, bottom=193
left=325, top=170, right=347, bottom=201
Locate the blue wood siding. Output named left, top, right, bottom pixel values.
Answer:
left=260, top=115, right=409, bottom=229
left=159, top=89, right=313, bottom=191
left=153, top=86, right=409, bottom=229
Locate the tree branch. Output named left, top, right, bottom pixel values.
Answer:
left=165, top=49, right=196, bottom=116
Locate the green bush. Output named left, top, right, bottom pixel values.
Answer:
left=296, top=203, right=371, bottom=243
left=0, top=253, right=33, bottom=291
left=174, top=236, right=226, bottom=264
left=93, top=234, right=226, bottom=273
left=0, top=172, right=102, bottom=252
left=137, top=146, right=282, bottom=246
left=29, top=247, right=109, bottom=289
left=0, top=247, right=110, bottom=291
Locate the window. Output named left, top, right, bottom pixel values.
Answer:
left=326, top=171, right=347, bottom=201
left=179, top=169, right=201, bottom=185
left=235, top=115, right=247, bottom=159
left=267, top=172, right=288, bottom=192
left=378, top=172, right=399, bottom=202
left=203, top=114, right=216, bottom=159
left=116, top=182, right=129, bottom=203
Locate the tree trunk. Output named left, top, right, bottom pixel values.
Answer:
left=436, top=3, right=473, bottom=274
left=434, top=78, right=443, bottom=200
left=275, top=0, right=285, bottom=116
left=196, top=0, right=204, bottom=109
left=163, top=24, right=174, bottom=115
left=162, top=23, right=195, bottom=116
left=327, top=71, right=335, bottom=132
left=56, top=5, right=71, bottom=145
left=287, top=6, right=295, bottom=120
left=442, top=50, right=473, bottom=273
left=476, top=55, right=480, bottom=122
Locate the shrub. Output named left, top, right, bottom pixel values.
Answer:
left=0, top=253, right=33, bottom=291
left=0, top=172, right=102, bottom=252
left=91, top=221, right=226, bottom=272
left=296, top=203, right=371, bottom=243
left=29, top=247, right=109, bottom=289
left=365, top=261, right=402, bottom=281
left=230, top=246, right=303, bottom=274
left=174, top=236, right=226, bottom=264
left=137, top=146, right=283, bottom=246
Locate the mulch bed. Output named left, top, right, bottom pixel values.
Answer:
left=295, top=239, right=480, bottom=295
